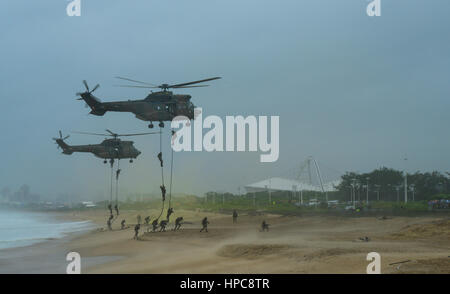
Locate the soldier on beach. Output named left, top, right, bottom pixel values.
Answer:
left=232, top=210, right=238, bottom=224
left=200, top=217, right=209, bottom=232
left=144, top=216, right=150, bottom=226
left=114, top=204, right=119, bottom=216
left=151, top=219, right=158, bottom=232
left=261, top=220, right=269, bottom=232
left=159, top=219, right=168, bottom=232
left=121, top=219, right=126, bottom=230
left=134, top=223, right=140, bottom=240
left=108, top=204, right=113, bottom=215
left=174, top=217, right=183, bottom=231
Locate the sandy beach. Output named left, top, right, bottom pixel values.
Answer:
left=4, top=209, right=447, bottom=274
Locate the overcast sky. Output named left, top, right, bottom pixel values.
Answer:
left=1, top=0, right=449, bottom=199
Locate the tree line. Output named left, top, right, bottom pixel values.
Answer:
left=335, top=167, right=450, bottom=202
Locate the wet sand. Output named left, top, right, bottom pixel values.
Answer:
left=1, top=209, right=449, bottom=274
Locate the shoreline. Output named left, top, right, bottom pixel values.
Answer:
left=0, top=211, right=105, bottom=274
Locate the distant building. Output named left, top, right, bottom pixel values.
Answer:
left=81, top=201, right=97, bottom=208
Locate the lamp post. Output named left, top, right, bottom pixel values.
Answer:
left=350, top=180, right=357, bottom=207
left=356, top=182, right=361, bottom=203
left=301, top=189, right=303, bottom=205
left=366, top=177, right=370, bottom=205
left=349, top=185, right=353, bottom=204
left=404, top=157, right=408, bottom=203
left=409, top=184, right=415, bottom=202
left=374, top=184, right=381, bottom=201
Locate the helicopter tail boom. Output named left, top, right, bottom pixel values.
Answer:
left=79, top=92, right=106, bottom=116
left=54, top=139, right=73, bottom=154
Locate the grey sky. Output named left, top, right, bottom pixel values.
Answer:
left=1, top=0, right=449, bottom=199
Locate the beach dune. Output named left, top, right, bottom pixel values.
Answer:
left=58, top=209, right=449, bottom=274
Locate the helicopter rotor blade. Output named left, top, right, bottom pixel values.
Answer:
left=171, top=85, right=210, bottom=88
left=105, top=129, right=117, bottom=137
left=113, top=85, right=158, bottom=89
left=167, top=77, right=221, bottom=88
left=82, top=80, right=89, bottom=92
left=73, top=130, right=161, bottom=137
left=115, top=76, right=157, bottom=87
left=63, top=135, right=70, bottom=140
left=91, top=84, right=100, bottom=93
left=72, top=131, right=110, bottom=136
left=116, top=132, right=161, bottom=137
left=59, top=130, right=62, bottom=138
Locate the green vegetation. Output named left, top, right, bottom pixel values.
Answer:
left=89, top=193, right=445, bottom=217
left=337, top=168, right=450, bottom=202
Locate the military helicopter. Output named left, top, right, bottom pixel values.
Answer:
left=76, top=76, right=221, bottom=128
left=52, top=130, right=158, bottom=164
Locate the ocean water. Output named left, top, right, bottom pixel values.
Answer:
left=0, top=209, right=93, bottom=250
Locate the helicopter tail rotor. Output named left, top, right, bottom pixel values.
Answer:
left=79, top=80, right=100, bottom=94
left=53, top=130, right=71, bottom=152
left=76, top=80, right=105, bottom=115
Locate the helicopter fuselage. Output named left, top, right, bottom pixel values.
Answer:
left=81, top=91, right=196, bottom=124
left=55, top=138, right=141, bottom=160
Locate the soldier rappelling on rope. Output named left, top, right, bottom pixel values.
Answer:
left=115, top=167, right=121, bottom=216
left=157, top=152, right=163, bottom=167
left=160, top=185, right=166, bottom=201
left=166, top=207, right=174, bottom=220
left=107, top=213, right=114, bottom=230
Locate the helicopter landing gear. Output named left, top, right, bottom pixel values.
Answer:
left=129, top=159, right=133, bottom=163
left=159, top=121, right=164, bottom=128
left=109, top=158, right=114, bottom=168
left=148, top=122, right=154, bottom=128
left=104, top=160, right=107, bottom=164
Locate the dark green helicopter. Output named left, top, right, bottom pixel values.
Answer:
left=76, top=76, right=221, bottom=128
left=52, top=130, right=158, bottom=164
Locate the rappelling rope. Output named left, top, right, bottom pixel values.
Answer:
left=116, top=159, right=120, bottom=206
left=168, top=130, right=175, bottom=209
left=105, top=163, right=108, bottom=214
left=156, top=128, right=165, bottom=221
left=109, top=159, right=114, bottom=213
left=112, top=159, right=121, bottom=223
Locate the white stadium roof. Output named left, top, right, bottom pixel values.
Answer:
left=244, top=177, right=340, bottom=193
